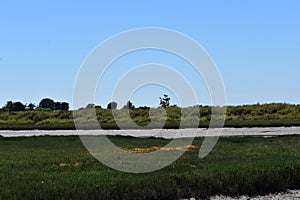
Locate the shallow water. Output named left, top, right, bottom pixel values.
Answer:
left=1, top=127, right=300, bottom=138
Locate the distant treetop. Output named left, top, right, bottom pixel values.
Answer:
left=107, top=101, right=117, bottom=109
left=39, top=98, right=69, bottom=111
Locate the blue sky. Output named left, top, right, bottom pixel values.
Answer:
left=1, top=1, right=300, bottom=108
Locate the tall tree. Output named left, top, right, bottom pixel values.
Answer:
left=159, top=94, right=170, bottom=108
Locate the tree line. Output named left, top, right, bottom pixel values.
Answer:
left=0, top=100, right=300, bottom=130
left=81, top=94, right=171, bottom=110
left=0, top=94, right=172, bottom=112
left=84, top=101, right=136, bottom=110
left=1, top=98, right=69, bottom=112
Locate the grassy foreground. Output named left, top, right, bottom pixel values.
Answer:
left=0, top=135, right=300, bottom=199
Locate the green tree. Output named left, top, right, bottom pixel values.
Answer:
left=4, top=101, right=13, bottom=112
left=159, top=94, right=170, bottom=108
left=107, top=101, right=117, bottom=109
left=54, top=102, right=69, bottom=111
left=122, top=101, right=135, bottom=109
left=27, top=103, right=36, bottom=111
left=39, top=98, right=55, bottom=110
left=54, top=102, right=62, bottom=110
left=61, top=102, right=69, bottom=111
left=3, top=101, right=25, bottom=112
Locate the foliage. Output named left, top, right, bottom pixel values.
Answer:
left=107, top=101, right=117, bottom=109
left=0, top=135, right=300, bottom=199
left=39, top=98, right=69, bottom=111
left=39, top=98, right=55, bottom=110
left=86, top=103, right=95, bottom=109
left=2, top=101, right=25, bottom=112
left=27, top=103, right=36, bottom=111
left=0, top=103, right=300, bottom=130
left=122, top=101, right=135, bottom=109
left=54, top=102, right=69, bottom=111
left=159, top=94, right=171, bottom=108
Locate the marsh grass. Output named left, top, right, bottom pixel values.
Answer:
left=0, top=135, right=300, bottom=199
left=1, top=103, right=300, bottom=130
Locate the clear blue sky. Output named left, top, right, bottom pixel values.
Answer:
left=1, top=1, right=300, bottom=108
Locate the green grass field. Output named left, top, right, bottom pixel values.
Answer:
left=1, top=135, right=300, bottom=199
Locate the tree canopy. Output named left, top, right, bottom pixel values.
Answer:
left=122, top=101, right=135, bottom=109
left=107, top=101, right=117, bottom=109
left=2, top=101, right=25, bottom=112
left=38, top=98, right=69, bottom=111
left=159, top=94, right=171, bottom=108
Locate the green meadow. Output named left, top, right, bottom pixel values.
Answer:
left=1, top=135, right=300, bottom=199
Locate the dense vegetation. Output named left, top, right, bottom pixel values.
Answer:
left=0, top=103, right=300, bottom=130
left=1, top=98, right=69, bottom=112
left=0, top=135, right=299, bottom=199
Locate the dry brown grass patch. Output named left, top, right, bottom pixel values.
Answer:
left=125, top=144, right=199, bottom=153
